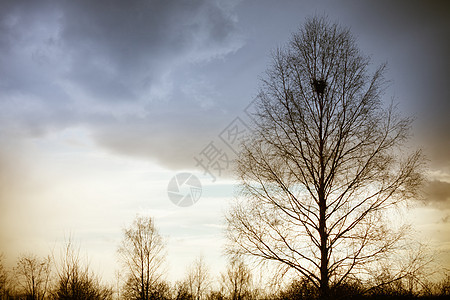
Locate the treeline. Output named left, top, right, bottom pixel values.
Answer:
left=0, top=241, right=113, bottom=300
left=0, top=215, right=449, bottom=300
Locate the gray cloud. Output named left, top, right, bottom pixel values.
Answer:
left=59, top=0, right=242, bottom=102
left=424, top=180, right=450, bottom=208
left=0, top=0, right=244, bottom=168
left=334, top=0, right=450, bottom=167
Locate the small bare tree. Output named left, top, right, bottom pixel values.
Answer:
left=174, top=279, right=193, bottom=300
left=0, top=254, right=10, bottom=300
left=118, top=215, right=166, bottom=300
left=226, top=16, right=424, bottom=299
left=14, top=254, right=52, bottom=300
left=221, top=258, right=252, bottom=300
left=186, top=256, right=210, bottom=300
left=53, top=240, right=113, bottom=300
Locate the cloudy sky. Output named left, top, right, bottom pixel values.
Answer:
left=1, top=0, right=449, bottom=283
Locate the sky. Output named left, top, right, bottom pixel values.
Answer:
left=0, top=0, right=449, bottom=284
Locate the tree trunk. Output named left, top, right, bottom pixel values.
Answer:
left=319, top=193, right=329, bottom=300
left=318, top=82, right=329, bottom=300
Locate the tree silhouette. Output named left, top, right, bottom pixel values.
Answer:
left=226, top=16, right=423, bottom=299
left=0, top=254, right=10, bottom=300
left=118, top=215, right=166, bottom=300
left=186, top=256, right=211, bottom=300
left=53, top=240, right=113, bottom=300
left=173, top=279, right=193, bottom=300
left=14, top=254, right=52, bottom=300
left=221, top=258, right=252, bottom=300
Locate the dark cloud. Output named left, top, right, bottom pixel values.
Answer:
left=424, top=180, right=450, bottom=207
left=0, top=0, right=242, bottom=100
left=59, top=0, right=242, bottom=101
left=0, top=0, right=244, bottom=167
left=334, top=0, right=450, bottom=167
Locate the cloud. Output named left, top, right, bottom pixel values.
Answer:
left=59, top=0, right=242, bottom=102
left=0, top=0, right=242, bottom=101
left=424, top=180, right=450, bottom=208
left=339, top=0, right=450, bottom=167
left=91, top=108, right=233, bottom=169
left=0, top=0, right=244, bottom=168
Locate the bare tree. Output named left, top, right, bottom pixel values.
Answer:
left=118, top=215, right=166, bottom=300
left=186, top=256, right=211, bottom=300
left=53, top=239, right=113, bottom=300
left=221, top=258, right=252, bottom=300
left=226, top=16, right=423, bottom=299
left=14, top=254, right=52, bottom=300
left=365, top=242, right=434, bottom=296
left=0, top=254, right=10, bottom=300
left=114, top=270, right=122, bottom=300
left=174, top=280, right=193, bottom=300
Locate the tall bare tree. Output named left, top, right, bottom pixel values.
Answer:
left=53, top=240, right=113, bottom=300
left=14, top=254, right=52, bottom=300
left=221, top=258, right=252, bottom=300
left=226, top=16, right=423, bottom=299
left=0, top=254, right=10, bottom=300
left=118, top=215, right=166, bottom=300
left=186, top=256, right=210, bottom=300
